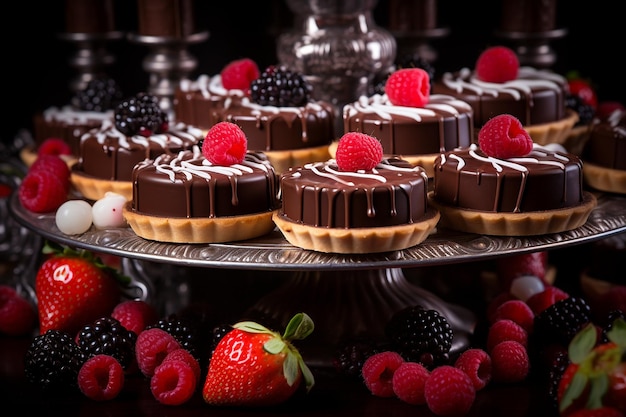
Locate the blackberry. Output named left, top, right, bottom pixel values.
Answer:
left=333, top=337, right=381, bottom=378
left=76, top=317, right=137, bottom=370
left=147, top=314, right=202, bottom=362
left=384, top=305, right=453, bottom=369
left=600, top=310, right=626, bottom=343
left=72, top=76, right=123, bottom=112
left=565, top=94, right=595, bottom=126
left=24, top=329, right=86, bottom=392
left=534, top=296, right=592, bottom=347
left=250, top=65, right=311, bottom=107
left=546, top=350, right=570, bottom=411
left=114, top=92, right=168, bottom=136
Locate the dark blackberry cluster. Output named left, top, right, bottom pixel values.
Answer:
left=371, top=53, right=436, bottom=96
left=76, top=317, right=137, bottom=370
left=534, top=296, right=592, bottom=347
left=114, top=92, right=168, bottom=136
left=250, top=65, right=311, bottom=107
left=24, top=329, right=86, bottom=392
left=600, top=310, right=626, bottom=343
left=546, top=350, right=570, bottom=411
left=147, top=314, right=202, bottom=362
left=565, top=93, right=595, bottom=126
left=385, top=305, right=453, bottom=369
left=333, top=337, right=382, bottom=378
left=72, top=76, right=124, bottom=112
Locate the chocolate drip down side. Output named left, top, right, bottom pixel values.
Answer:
left=433, top=144, right=584, bottom=213
left=131, top=148, right=280, bottom=218
left=280, top=158, right=429, bottom=229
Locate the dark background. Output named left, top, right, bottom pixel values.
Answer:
left=3, top=0, right=624, bottom=146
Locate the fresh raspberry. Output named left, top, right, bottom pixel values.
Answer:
left=491, top=299, right=535, bottom=333
left=385, top=68, right=430, bottom=107
left=135, top=328, right=182, bottom=377
left=454, top=348, right=492, bottom=391
left=335, top=132, right=383, bottom=172
left=150, top=359, right=197, bottom=405
left=596, top=101, right=625, bottom=119
left=424, top=365, right=476, bottom=416
left=486, top=319, right=528, bottom=352
left=202, top=121, right=247, bottom=166
left=568, top=407, right=625, bottom=417
left=18, top=169, right=69, bottom=213
left=391, top=361, right=430, bottom=405
left=220, top=58, right=260, bottom=91
left=475, top=46, right=519, bottom=83
left=486, top=292, right=515, bottom=323
left=77, top=354, right=125, bottom=401
left=361, top=351, right=404, bottom=398
left=490, top=340, right=529, bottom=383
left=111, top=300, right=158, bottom=335
left=0, top=285, right=36, bottom=336
left=30, top=154, right=71, bottom=182
left=478, top=114, right=534, bottom=159
left=163, top=348, right=201, bottom=382
left=526, top=286, right=570, bottom=315
left=37, top=137, right=72, bottom=157
left=496, top=251, right=548, bottom=291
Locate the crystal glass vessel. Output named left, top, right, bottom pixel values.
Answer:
left=276, top=0, right=396, bottom=134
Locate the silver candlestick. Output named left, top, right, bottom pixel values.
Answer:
left=58, top=31, right=124, bottom=94
left=128, top=31, right=209, bottom=120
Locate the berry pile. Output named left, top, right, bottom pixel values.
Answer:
left=18, top=154, right=70, bottom=213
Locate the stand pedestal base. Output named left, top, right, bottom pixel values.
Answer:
left=247, top=267, right=476, bottom=368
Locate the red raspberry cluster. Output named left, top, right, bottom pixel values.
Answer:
left=18, top=153, right=71, bottom=213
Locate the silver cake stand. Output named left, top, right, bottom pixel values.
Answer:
left=8, top=190, right=626, bottom=366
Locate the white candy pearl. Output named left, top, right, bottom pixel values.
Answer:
left=92, top=192, right=127, bottom=229
left=55, top=200, right=93, bottom=235
left=510, top=275, right=546, bottom=301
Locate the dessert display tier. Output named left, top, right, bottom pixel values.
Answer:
left=9, top=192, right=626, bottom=270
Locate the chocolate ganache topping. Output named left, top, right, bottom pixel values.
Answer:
left=433, top=66, right=567, bottom=127
left=279, top=158, right=429, bottom=229
left=75, top=120, right=202, bottom=181
left=131, top=147, right=280, bottom=218
left=174, top=74, right=335, bottom=151
left=433, top=143, right=584, bottom=213
left=343, top=93, right=474, bottom=155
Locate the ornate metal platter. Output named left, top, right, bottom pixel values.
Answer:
left=9, top=192, right=626, bottom=271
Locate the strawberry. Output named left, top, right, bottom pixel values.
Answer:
left=202, top=312, right=315, bottom=407
left=558, top=319, right=626, bottom=415
left=35, top=242, right=129, bottom=336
